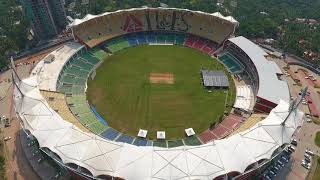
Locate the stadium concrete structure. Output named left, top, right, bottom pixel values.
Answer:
left=14, top=8, right=304, bottom=180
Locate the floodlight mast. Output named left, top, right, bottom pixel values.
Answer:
left=281, top=87, right=308, bottom=126
left=10, top=56, right=24, bottom=97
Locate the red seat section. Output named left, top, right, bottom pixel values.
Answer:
left=192, top=38, right=206, bottom=50
left=199, top=130, right=217, bottom=144
left=184, top=36, right=197, bottom=47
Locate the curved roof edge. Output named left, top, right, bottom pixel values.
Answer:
left=68, top=7, right=239, bottom=27
left=13, top=71, right=303, bottom=179
left=228, top=36, right=290, bottom=104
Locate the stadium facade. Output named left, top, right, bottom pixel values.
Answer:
left=13, top=7, right=303, bottom=180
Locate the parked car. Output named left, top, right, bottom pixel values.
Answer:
left=304, top=153, right=312, bottom=161
left=305, top=149, right=315, bottom=156
left=301, top=160, right=311, bottom=169
left=291, top=139, right=298, bottom=146
left=4, top=136, right=11, bottom=141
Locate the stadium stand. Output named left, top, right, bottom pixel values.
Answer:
left=167, top=139, right=184, bottom=148
left=230, top=114, right=266, bottom=135
left=70, top=8, right=238, bottom=48
left=219, top=53, right=244, bottom=74
left=156, top=32, right=167, bottom=44
left=145, top=31, right=156, bottom=43
left=136, top=32, right=148, bottom=44
left=153, top=140, right=167, bottom=148
left=115, top=134, right=135, bottom=144
left=184, top=35, right=197, bottom=47
left=199, top=130, right=218, bottom=143
left=90, top=47, right=108, bottom=61
left=174, top=33, right=186, bottom=45
left=132, top=138, right=149, bottom=146
left=234, top=85, right=254, bottom=111
left=183, top=136, right=202, bottom=146
left=66, top=94, right=108, bottom=134
left=18, top=7, right=303, bottom=179
left=30, top=42, right=83, bottom=91
left=226, top=36, right=290, bottom=113
left=198, top=114, right=244, bottom=143
left=56, top=47, right=103, bottom=95
left=101, top=128, right=120, bottom=140
left=41, top=91, right=89, bottom=132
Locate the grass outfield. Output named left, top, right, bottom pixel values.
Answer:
left=87, top=45, right=235, bottom=139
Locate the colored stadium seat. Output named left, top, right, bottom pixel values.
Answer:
left=145, top=32, right=156, bottom=43
left=101, top=128, right=120, bottom=140
left=174, top=34, right=186, bottom=45
left=193, top=38, right=206, bottom=50
left=136, top=32, right=148, bottom=44
left=132, top=138, right=148, bottom=146
left=184, top=35, right=197, bottom=47
left=219, top=53, right=244, bottom=74
left=90, top=47, right=108, bottom=61
left=115, top=134, right=135, bottom=144
left=183, top=136, right=202, bottom=146
left=167, top=139, right=184, bottom=148
left=125, top=34, right=138, bottom=46
left=153, top=140, right=167, bottom=148
left=156, top=33, right=167, bottom=43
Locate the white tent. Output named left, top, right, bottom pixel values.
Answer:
left=14, top=75, right=303, bottom=180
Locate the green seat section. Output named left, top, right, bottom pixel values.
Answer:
left=174, top=34, right=186, bottom=45
left=90, top=47, right=108, bottom=61
left=156, top=33, right=167, bottom=43
left=88, top=121, right=108, bottom=134
left=104, top=37, right=130, bottom=53
left=67, top=95, right=87, bottom=105
left=166, top=33, right=175, bottom=44
left=80, top=53, right=100, bottom=65
left=219, top=53, right=244, bottom=74
left=167, top=139, right=184, bottom=148
left=153, top=140, right=167, bottom=148
left=183, top=136, right=202, bottom=146
left=70, top=104, right=91, bottom=115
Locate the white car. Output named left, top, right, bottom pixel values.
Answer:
left=306, top=118, right=312, bottom=122
left=288, top=145, right=296, bottom=151
left=304, top=153, right=312, bottom=160
left=305, top=149, right=315, bottom=156
left=305, top=76, right=309, bottom=79
left=4, top=136, right=11, bottom=141
left=301, top=160, right=311, bottom=169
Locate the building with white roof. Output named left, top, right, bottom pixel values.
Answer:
left=226, top=36, right=290, bottom=112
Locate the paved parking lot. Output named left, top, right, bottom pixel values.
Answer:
left=265, top=58, right=320, bottom=180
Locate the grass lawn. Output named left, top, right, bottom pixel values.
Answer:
left=87, top=45, right=235, bottom=139
left=307, top=156, right=320, bottom=180
left=315, top=131, right=320, bottom=147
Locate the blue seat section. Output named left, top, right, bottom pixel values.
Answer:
left=115, top=134, right=135, bottom=144
left=125, top=34, right=138, bottom=46
left=146, top=141, right=153, bottom=146
left=146, top=32, right=156, bottom=43
left=100, top=128, right=120, bottom=140
left=89, top=105, right=108, bottom=126
left=132, top=138, right=148, bottom=146
left=136, top=32, right=148, bottom=44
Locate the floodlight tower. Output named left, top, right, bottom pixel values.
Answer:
left=10, top=57, right=24, bottom=97
left=281, top=86, right=308, bottom=126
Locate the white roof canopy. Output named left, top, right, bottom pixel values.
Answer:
left=13, top=73, right=303, bottom=180
left=228, top=36, right=290, bottom=104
